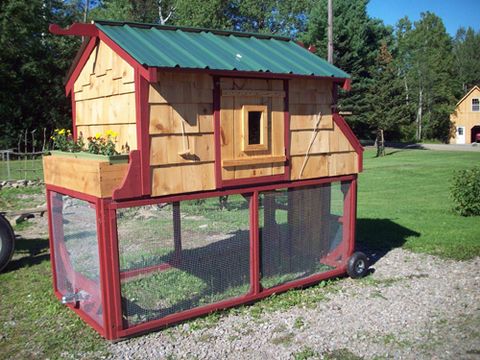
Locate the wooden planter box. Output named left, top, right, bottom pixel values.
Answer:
left=43, top=153, right=129, bottom=198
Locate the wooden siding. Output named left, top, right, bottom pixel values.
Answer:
left=450, top=86, right=480, bottom=144
left=220, top=78, right=285, bottom=180
left=73, top=40, right=136, bottom=150
left=149, top=72, right=215, bottom=196
left=43, top=155, right=128, bottom=198
left=289, top=78, right=358, bottom=180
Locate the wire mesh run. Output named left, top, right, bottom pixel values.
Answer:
left=50, top=192, right=103, bottom=326
left=117, top=195, right=251, bottom=327
left=259, top=182, right=349, bottom=289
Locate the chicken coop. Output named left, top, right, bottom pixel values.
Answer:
left=44, top=21, right=366, bottom=340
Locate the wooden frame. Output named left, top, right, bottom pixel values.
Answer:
left=242, top=104, right=269, bottom=152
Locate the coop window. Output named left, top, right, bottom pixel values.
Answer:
left=472, top=98, right=479, bottom=112
left=458, top=127, right=464, bottom=135
left=242, top=105, right=268, bottom=151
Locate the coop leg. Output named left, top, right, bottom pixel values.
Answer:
left=172, top=202, right=182, bottom=265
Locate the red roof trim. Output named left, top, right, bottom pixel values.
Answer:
left=49, top=23, right=98, bottom=37
left=332, top=113, right=363, bottom=172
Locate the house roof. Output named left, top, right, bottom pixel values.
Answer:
left=455, top=85, right=480, bottom=106
left=94, top=20, right=350, bottom=79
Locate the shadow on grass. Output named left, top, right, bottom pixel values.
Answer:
left=356, top=218, right=420, bottom=265
left=3, top=236, right=50, bottom=272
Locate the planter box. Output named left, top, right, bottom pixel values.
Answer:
left=49, top=150, right=129, bottom=164
left=43, top=153, right=129, bottom=198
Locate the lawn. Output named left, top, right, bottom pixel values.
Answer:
left=0, top=158, right=43, bottom=181
left=358, top=148, right=480, bottom=260
left=0, top=148, right=479, bottom=358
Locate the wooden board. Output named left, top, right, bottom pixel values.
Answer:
left=43, top=155, right=128, bottom=198
left=151, top=162, right=215, bottom=196
left=76, top=93, right=136, bottom=126
left=149, top=103, right=213, bottom=135
left=73, top=40, right=136, bottom=153
left=290, top=152, right=358, bottom=180
left=150, top=134, right=215, bottom=165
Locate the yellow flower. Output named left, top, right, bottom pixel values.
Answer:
left=95, top=133, right=102, bottom=139
left=51, top=136, right=56, bottom=140
left=67, top=129, right=71, bottom=134
left=58, top=129, right=65, bottom=135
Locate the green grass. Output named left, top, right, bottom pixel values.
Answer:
left=358, top=149, right=480, bottom=260
left=0, top=250, right=107, bottom=359
left=0, top=158, right=44, bottom=181
left=0, top=148, right=479, bottom=358
left=0, top=185, right=45, bottom=211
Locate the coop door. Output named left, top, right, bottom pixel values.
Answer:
left=219, top=78, right=286, bottom=181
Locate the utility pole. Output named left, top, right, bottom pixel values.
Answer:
left=327, top=0, right=333, bottom=64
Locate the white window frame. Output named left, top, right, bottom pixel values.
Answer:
left=472, top=98, right=480, bottom=112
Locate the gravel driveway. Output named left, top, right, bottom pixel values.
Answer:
left=108, top=248, right=480, bottom=359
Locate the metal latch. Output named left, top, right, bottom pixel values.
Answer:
left=61, top=291, right=88, bottom=305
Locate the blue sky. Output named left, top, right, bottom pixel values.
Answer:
left=367, top=0, right=480, bottom=35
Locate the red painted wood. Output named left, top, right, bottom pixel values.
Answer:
left=249, top=192, right=261, bottom=295
left=221, top=174, right=287, bottom=188
left=332, top=113, right=364, bottom=172
left=46, top=190, right=59, bottom=293
left=120, top=263, right=172, bottom=280
left=106, top=205, right=125, bottom=336
left=133, top=70, right=152, bottom=196
left=49, top=23, right=98, bottom=37
left=342, top=78, right=351, bottom=91
left=65, top=36, right=98, bottom=95
left=112, top=150, right=143, bottom=200
left=71, top=92, right=77, bottom=140
left=213, top=76, right=222, bottom=188
left=148, top=67, right=348, bottom=84
left=46, top=184, right=100, bottom=203
left=111, top=174, right=356, bottom=209
left=96, top=198, right=116, bottom=339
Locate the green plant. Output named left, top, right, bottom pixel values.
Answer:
left=51, top=128, right=84, bottom=152
left=86, top=130, right=120, bottom=156
left=450, top=166, right=480, bottom=216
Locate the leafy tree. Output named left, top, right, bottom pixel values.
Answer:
left=453, top=27, right=480, bottom=93
left=0, top=0, right=82, bottom=149
left=397, top=12, right=458, bottom=141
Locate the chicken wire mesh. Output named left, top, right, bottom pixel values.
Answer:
left=50, top=192, right=103, bottom=326
left=259, top=182, right=348, bottom=289
left=117, top=194, right=251, bottom=327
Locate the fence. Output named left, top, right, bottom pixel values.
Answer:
left=0, top=129, right=48, bottom=181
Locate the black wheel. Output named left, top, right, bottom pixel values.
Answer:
left=0, top=214, right=15, bottom=272
left=347, top=252, right=369, bottom=279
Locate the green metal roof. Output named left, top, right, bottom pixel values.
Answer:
left=95, top=21, right=350, bottom=79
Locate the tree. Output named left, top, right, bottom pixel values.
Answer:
left=0, top=0, right=82, bottom=149
left=367, top=42, right=410, bottom=156
left=397, top=12, right=458, bottom=141
left=453, top=27, right=480, bottom=93
left=303, top=0, right=392, bottom=140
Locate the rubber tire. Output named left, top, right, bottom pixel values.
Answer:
left=346, top=252, right=369, bottom=279
left=0, top=214, right=15, bottom=272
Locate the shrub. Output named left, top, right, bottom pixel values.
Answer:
left=450, top=167, right=480, bottom=216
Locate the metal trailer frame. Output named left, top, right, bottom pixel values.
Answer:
left=46, top=174, right=357, bottom=340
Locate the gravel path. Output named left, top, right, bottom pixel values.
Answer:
left=108, top=248, right=480, bottom=360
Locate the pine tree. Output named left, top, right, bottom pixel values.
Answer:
left=367, top=42, right=410, bottom=156
left=303, top=0, right=392, bottom=140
